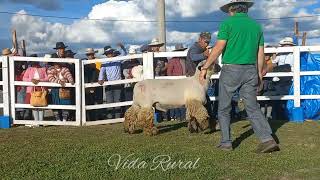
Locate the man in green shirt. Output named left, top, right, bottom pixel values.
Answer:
left=199, top=0, right=279, bottom=153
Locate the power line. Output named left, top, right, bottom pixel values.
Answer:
left=1, top=11, right=320, bottom=23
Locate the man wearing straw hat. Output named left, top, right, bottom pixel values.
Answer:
left=84, top=48, right=103, bottom=121
left=272, top=37, right=296, bottom=69
left=199, top=0, right=279, bottom=153
left=149, top=38, right=168, bottom=76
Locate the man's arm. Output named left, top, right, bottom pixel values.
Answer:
left=258, top=46, right=265, bottom=79
left=202, top=40, right=226, bottom=69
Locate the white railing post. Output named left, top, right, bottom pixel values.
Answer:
left=293, top=47, right=301, bottom=108
left=2, top=56, right=10, bottom=116
left=9, top=57, right=16, bottom=123
left=75, top=59, right=82, bottom=126
left=143, top=52, right=154, bottom=80
left=81, top=61, right=87, bottom=126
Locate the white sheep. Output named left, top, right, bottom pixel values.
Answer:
left=124, top=61, right=220, bottom=136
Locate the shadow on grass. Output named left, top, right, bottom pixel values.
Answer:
left=157, top=122, right=188, bottom=134
left=233, top=120, right=288, bottom=149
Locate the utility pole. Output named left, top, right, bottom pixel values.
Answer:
left=157, top=0, right=166, bottom=51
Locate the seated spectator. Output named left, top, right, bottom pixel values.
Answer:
left=47, top=61, right=75, bottom=122
left=149, top=38, right=168, bottom=76
left=167, top=43, right=187, bottom=121
left=84, top=48, right=103, bottom=120
left=23, top=60, right=48, bottom=122
left=98, top=46, right=122, bottom=119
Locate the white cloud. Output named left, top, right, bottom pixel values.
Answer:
left=10, top=0, right=320, bottom=54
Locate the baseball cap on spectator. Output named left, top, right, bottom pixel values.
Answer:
left=103, top=46, right=114, bottom=55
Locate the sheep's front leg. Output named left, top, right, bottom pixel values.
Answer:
left=186, top=100, right=198, bottom=133
left=139, top=108, right=159, bottom=136
left=124, top=105, right=140, bottom=134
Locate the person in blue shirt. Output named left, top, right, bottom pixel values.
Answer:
left=98, top=46, right=123, bottom=119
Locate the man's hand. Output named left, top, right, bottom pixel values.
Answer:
left=60, top=80, right=66, bottom=87
left=31, top=79, right=40, bottom=85
left=199, top=69, right=207, bottom=85
left=203, top=49, right=210, bottom=58
left=98, top=80, right=104, bottom=85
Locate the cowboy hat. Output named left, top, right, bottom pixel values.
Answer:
left=173, top=43, right=187, bottom=51
left=148, top=38, right=164, bottom=47
left=279, top=37, right=296, bottom=46
left=85, top=48, right=98, bottom=55
left=2, top=48, right=12, bottom=56
left=220, top=0, right=254, bottom=13
left=53, top=42, right=68, bottom=49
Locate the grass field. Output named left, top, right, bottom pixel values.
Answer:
left=0, top=120, right=320, bottom=180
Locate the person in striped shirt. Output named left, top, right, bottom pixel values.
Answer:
left=47, top=62, right=75, bottom=122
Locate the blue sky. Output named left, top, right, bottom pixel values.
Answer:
left=0, top=0, right=320, bottom=57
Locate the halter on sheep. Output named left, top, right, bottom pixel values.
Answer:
left=124, top=61, right=221, bottom=136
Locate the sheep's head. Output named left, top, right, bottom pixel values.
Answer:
left=196, top=61, right=221, bottom=79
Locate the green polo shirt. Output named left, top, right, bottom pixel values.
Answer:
left=217, top=13, right=264, bottom=64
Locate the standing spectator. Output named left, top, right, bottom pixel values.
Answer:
left=149, top=38, right=168, bottom=76
left=186, top=32, right=215, bottom=127
left=259, top=48, right=275, bottom=120
left=122, top=47, right=141, bottom=102
left=167, top=43, right=187, bottom=121
left=47, top=61, right=75, bottom=122
left=51, top=42, right=67, bottom=58
left=199, top=0, right=279, bottom=153
left=272, top=37, right=296, bottom=69
left=23, top=60, right=48, bottom=122
left=185, top=32, right=211, bottom=76
left=15, top=61, right=27, bottom=119
left=84, top=48, right=103, bottom=121
left=98, top=46, right=122, bottom=119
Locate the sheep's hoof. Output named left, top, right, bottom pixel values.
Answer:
left=151, top=127, right=159, bottom=135
left=188, top=120, right=198, bottom=133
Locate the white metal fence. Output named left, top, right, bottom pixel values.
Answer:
left=9, top=56, right=82, bottom=126
left=1, top=46, right=320, bottom=126
left=0, top=56, right=10, bottom=116
left=81, top=54, right=143, bottom=126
